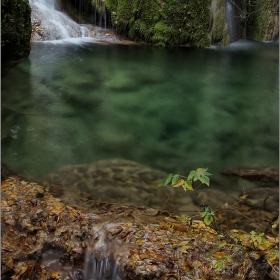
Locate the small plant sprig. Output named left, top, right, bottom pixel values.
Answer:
left=201, top=206, right=215, bottom=226
left=250, top=231, right=269, bottom=248
left=212, top=255, right=232, bottom=271
left=158, top=167, right=212, bottom=192
left=159, top=168, right=213, bottom=225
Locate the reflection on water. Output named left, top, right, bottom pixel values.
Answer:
left=1, top=40, right=279, bottom=183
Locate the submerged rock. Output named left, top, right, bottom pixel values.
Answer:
left=34, top=159, right=197, bottom=212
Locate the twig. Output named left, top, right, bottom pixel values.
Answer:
left=2, top=105, right=49, bottom=117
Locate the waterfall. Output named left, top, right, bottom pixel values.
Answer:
left=30, top=0, right=90, bottom=40
left=225, top=0, right=240, bottom=43
left=79, top=253, right=122, bottom=280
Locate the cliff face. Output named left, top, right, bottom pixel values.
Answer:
left=210, top=0, right=279, bottom=46
left=1, top=0, right=32, bottom=63
left=57, top=0, right=279, bottom=46
left=106, top=0, right=212, bottom=47
left=247, top=0, right=279, bottom=41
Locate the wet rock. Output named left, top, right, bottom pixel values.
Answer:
left=35, top=159, right=184, bottom=211
left=223, top=168, right=279, bottom=183
left=240, top=187, right=279, bottom=212
left=191, top=188, right=239, bottom=210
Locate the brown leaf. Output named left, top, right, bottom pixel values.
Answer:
left=214, top=251, right=226, bottom=259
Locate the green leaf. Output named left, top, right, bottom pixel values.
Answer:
left=158, top=174, right=172, bottom=187
left=199, top=176, right=210, bottom=186
left=215, top=260, right=226, bottom=270
left=225, top=256, right=232, bottom=262
left=184, top=180, right=193, bottom=191
left=165, top=174, right=173, bottom=184
left=172, top=174, right=180, bottom=185
left=158, top=179, right=166, bottom=187
left=272, top=219, right=278, bottom=229
left=187, top=170, right=196, bottom=181
left=196, top=167, right=208, bottom=173
left=204, top=214, right=213, bottom=225
left=203, top=171, right=212, bottom=176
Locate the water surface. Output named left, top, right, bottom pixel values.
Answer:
left=1, top=39, right=279, bottom=185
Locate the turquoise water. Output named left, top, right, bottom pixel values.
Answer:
left=1, top=39, right=279, bottom=180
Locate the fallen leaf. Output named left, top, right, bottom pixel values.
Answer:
left=214, top=251, right=226, bottom=259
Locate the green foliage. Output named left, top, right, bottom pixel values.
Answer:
left=212, top=255, right=232, bottom=271
left=178, top=215, right=193, bottom=223
left=159, top=168, right=213, bottom=225
left=201, top=206, right=215, bottom=225
left=106, top=0, right=211, bottom=47
left=248, top=0, right=278, bottom=41
left=1, top=0, right=32, bottom=63
left=250, top=231, right=269, bottom=248
left=159, top=167, right=212, bottom=191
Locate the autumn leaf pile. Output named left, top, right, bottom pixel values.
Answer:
left=1, top=176, right=279, bottom=280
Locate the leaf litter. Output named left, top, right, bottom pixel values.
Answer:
left=1, top=176, right=279, bottom=280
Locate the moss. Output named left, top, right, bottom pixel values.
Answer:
left=107, top=0, right=211, bottom=47
left=1, top=0, right=32, bottom=63
left=248, top=0, right=279, bottom=41
left=211, top=0, right=230, bottom=46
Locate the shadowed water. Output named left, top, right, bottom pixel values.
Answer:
left=1, top=40, right=279, bottom=185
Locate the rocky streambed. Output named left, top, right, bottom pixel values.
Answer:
left=1, top=160, right=279, bottom=280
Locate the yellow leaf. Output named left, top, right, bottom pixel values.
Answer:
left=179, top=245, right=191, bottom=252
left=171, top=179, right=184, bottom=188
left=184, top=180, right=193, bottom=191
left=178, top=240, right=190, bottom=246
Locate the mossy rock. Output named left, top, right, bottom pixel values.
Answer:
left=248, top=0, right=279, bottom=41
left=211, top=0, right=230, bottom=46
left=106, top=0, right=211, bottom=47
left=1, top=0, right=32, bottom=64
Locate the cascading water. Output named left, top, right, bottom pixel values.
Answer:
left=29, top=0, right=90, bottom=40
left=225, top=0, right=240, bottom=43
left=77, top=253, right=122, bottom=280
